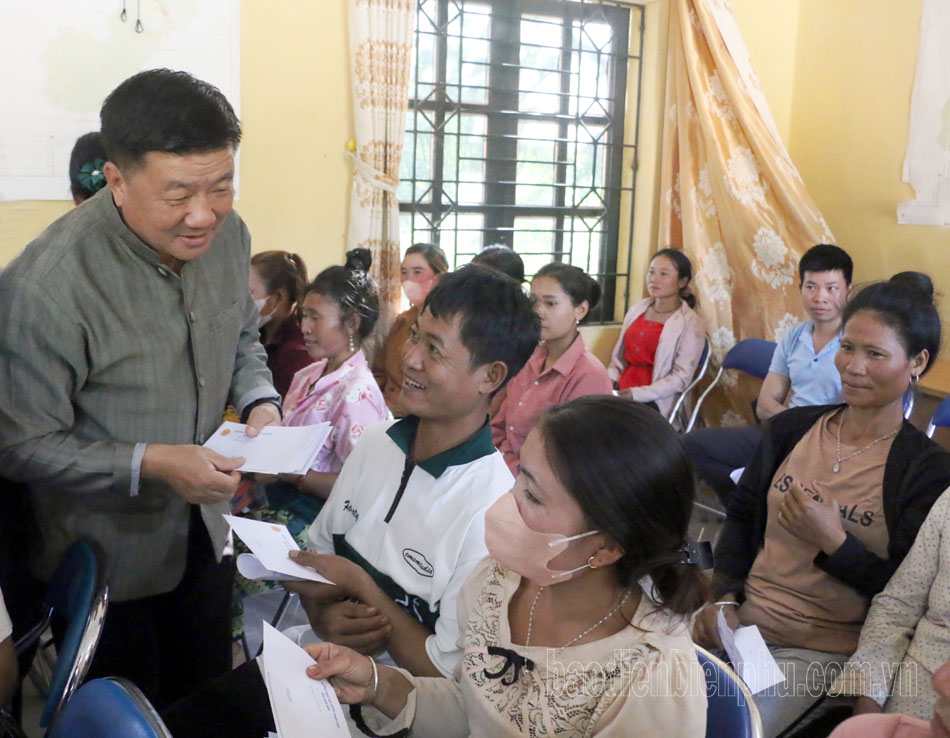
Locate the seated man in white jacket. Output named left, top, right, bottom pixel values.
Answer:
left=161, top=265, right=540, bottom=738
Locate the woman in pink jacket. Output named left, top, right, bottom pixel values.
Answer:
left=608, top=248, right=705, bottom=427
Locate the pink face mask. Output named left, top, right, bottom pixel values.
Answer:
left=484, top=491, right=599, bottom=584
left=402, top=278, right=431, bottom=305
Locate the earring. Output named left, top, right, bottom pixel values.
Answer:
left=587, top=555, right=599, bottom=570
left=348, top=334, right=356, bottom=352
left=911, top=374, right=919, bottom=386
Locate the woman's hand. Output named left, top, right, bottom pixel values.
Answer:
left=693, top=601, right=740, bottom=649
left=304, top=642, right=376, bottom=704
left=933, top=661, right=950, bottom=738
left=778, top=481, right=846, bottom=555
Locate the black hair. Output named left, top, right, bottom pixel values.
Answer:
left=404, top=242, right=449, bottom=275
left=251, top=251, right=309, bottom=306
left=652, top=248, right=696, bottom=309
left=537, top=396, right=709, bottom=617
left=533, top=263, right=602, bottom=324
left=799, top=243, right=853, bottom=286
left=841, top=271, right=940, bottom=373
left=100, top=69, right=241, bottom=171
left=471, top=244, right=525, bottom=283
left=305, top=248, right=379, bottom=341
left=69, top=132, right=108, bottom=201
left=423, top=265, right=539, bottom=393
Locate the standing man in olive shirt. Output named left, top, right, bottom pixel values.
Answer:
left=0, top=69, right=281, bottom=707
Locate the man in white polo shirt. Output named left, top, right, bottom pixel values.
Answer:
left=161, top=265, right=540, bottom=738
left=686, top=244, right=853, bottom=503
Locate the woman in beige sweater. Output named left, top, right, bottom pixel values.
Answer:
left=304, top=397, right=709, bottom=737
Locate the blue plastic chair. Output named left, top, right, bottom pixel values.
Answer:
left=686, top=339, right=777, bottom=432
left=14, top=541, right=108, bottom=730
left=46, top=677, right=171, bottom=738
left=926, top=395, right=950, bottom=438
left=696, top=646, right=764, bottom=738
left=667, top=337, right=711, bottom=427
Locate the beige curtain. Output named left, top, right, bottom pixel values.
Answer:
left=658, top=0, right=834, bottom=426
left=347, top=0, right=414, bottom=335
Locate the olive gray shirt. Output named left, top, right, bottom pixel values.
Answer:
left=0, top=188, right=276, bottom=600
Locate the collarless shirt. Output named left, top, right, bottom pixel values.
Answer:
left=769, top=319, right=843, bottom=408
left=308, top=416, right=513, bottom=676
left=0, top=187, right=276, bottom=598
left=491, top=334, right=612, bottom=475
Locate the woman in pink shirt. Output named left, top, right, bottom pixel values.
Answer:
left=492, top=263, right=612, bottom=475
left=608, top=248, right=705, bottom=427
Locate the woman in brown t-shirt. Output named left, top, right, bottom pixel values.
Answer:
left=694, top=272, right=950, bottom=738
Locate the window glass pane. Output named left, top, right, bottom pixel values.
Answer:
left=446, top=2, right=491, bottom=104
left=566, top=122, right=606, bottom=207
left=569, top=20, right=613, bottom=117
left=411, top=0, right=439, bottom=101
left=400, top=110, right=434, bottom=203
left=519, top=15, right=563, bottom=114
left=516, top=120, right=558, bottom=206
left=439, top=212, right=484, bottom=268
left=514, top=216, right=556, bottom=278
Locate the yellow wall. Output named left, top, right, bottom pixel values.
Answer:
left=0, top=1, right=352, bottom=274
left=730, top=0, right=950, bottom=347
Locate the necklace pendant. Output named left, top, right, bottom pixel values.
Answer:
left=833, top=463, right=840, bottom=473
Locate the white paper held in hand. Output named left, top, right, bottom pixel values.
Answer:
left=223, top=515, right=334, bottom=585
left=202, top=420, right=331, bottom=474
left=261, top=622, right=350, bottom=738
left=717, top=608, right=785, bottom=695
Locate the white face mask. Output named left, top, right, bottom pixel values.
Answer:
left=254, top=297, right=275, bottom=328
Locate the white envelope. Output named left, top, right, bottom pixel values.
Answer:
left=224, top=515, right=333, bottom=585
left=261, top=622, right=350, bottom=738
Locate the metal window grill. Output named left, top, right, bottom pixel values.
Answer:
left=399, top=0, right=645, bottom=322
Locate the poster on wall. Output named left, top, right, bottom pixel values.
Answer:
left=897, top=0, right=950, bottom=226
left=0, top=0, right=240, bottom=202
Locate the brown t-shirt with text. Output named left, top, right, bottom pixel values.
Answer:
left=739, top=409, right=891, bottom=655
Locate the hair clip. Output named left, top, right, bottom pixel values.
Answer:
left=78, top=158, right=107, bottom=194
left=680, top=541, right=714, bottom=570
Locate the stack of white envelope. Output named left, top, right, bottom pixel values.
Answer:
left=203, top=420, right=331, bottom=475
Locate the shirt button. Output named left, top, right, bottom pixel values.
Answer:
left=518, top=401, right=523, bottom=406
left=189, top=311, right=196, bottom=322
left=509, top=426, right=515, bottom=431
left=198, top=377, right=206, bottom=387
left=533, top=381, right=539, bottom=386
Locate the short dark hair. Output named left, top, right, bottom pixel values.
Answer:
left=306, top=248, right=379, bottom=341
left=537, top=397, right=709, bottom=616
left=404, top=242, right=449, bottom=275
left=69, top=132, right=108, bottom=201
left=799, top=244, right=853, bottom=286
left=100, top=69, right=241, bottom=170
left=471, top=244, right=525, bottom=283
left=423, top=265, right=539, bottom=392
left=533, top=263, right=602, bottom=324
left=842, top=271, right=940, bottom=373
left=652, top=248, right=696, bottom=309
left=251, top=251, right=309, bottom=306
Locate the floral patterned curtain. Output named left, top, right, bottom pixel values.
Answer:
left=347, top=0, right=415, bottom=337
left=658, top=0, right=834, bottom=426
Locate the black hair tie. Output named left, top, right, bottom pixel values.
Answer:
left=483, top=645, right=535, bottom=686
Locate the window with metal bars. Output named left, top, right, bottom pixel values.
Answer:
left=398, top=0, right=644, bottom=322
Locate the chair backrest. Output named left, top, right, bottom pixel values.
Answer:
left=40, top=541, right=109, bottom=728
left=696, top=646, right=763, bottom=738
left=926, top=395, right=950, bottom=438
left=685, top=339, right=776, bottom=433
left=667, top=337, right=711, bottom=426
left=46, top=678, right=172, bottom=738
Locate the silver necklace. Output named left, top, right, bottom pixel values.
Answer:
left=833, top=408, right=900, bottom=473
left=525, top=587, right=631, bottom=650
